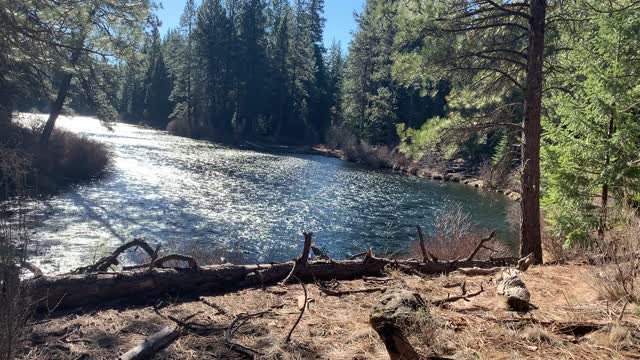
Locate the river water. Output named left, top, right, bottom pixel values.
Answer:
left=25, top=115, right=518, bottom=274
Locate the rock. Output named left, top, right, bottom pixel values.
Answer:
left=407, top=166, right=419, bottom=175
left=417, top=169, right=432, bottom=178
left=370, top=289, right=427, bottom=360
left=392, top=164, right=401, bottom=172
left=497, top=271, right=531, bottom=312
left=431, top=173, right=443, bottom=181
left=469, top=179, right=486, bottom=188
left=508, top=192, right=522, bottom=201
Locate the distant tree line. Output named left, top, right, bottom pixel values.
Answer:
left=117, top=0, right=343, bottom=144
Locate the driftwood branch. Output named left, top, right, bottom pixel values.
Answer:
left=433, top=282, right=485, bottom=307
left=74, top=238, right=156, bottom=274
left=348, top=251, right=368, bottom=260
left=122, top=254, right=199, bottom=271
left=465, top=230, right=497, bottom=262
left=281, top=232, right=313, bottom=285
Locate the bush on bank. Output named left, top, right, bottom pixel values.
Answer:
left=0, top=121, right=111, bottom=194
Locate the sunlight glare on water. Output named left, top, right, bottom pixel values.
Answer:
left=23, top=115, right=519, bottom=274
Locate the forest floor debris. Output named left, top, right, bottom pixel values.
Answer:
left=20, top=264, right=640, bottom=359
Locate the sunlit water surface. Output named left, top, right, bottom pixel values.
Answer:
left=22, top=115, right=518, bottom=274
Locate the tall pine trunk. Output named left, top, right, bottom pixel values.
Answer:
left=598, top=113, right=615, bottom=240
left=520, top=0, right=546, bottom=264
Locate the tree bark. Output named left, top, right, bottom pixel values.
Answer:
left=598, top=113, right=615, bottom=240
left=28, top=256, right=518, bottom=312
left=520, top=0, right=546, bottom=264
left=39, top=73, right=74, bottom=152
left=0, top=85, right=12, bottom=126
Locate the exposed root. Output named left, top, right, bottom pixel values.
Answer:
left=284, top=276, right=306, bottom=344
left=225, top=311, right=272, bottom=358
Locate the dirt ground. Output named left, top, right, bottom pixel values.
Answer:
left=21, top=264, right=640, bottom=359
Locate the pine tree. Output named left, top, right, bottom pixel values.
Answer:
left=542, top=1, right=640, bottom=246
left=237, top=0, right=270, bottom=137
left=326, top=40, right=345, bottom=126
left=284, top=0, right=317, bottom=142
left=143, top=21, right=172, bottom=128
left=266, top=0, right=291, bottom=139
left=194, top=0, right=232, bottom=138
left=342, top=0, right=398, bottom=145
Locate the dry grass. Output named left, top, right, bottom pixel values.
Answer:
left=0, top=120, right=111, bottom=194
left=587, top=207, right=640, bottom=305
left=19, top=264, right=640, bottom=359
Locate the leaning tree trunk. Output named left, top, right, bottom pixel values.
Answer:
left=39, top=29, right=89, bottom=153
left=39, top=73, right=73, bottom=152
left=520, top=0, right=546, bottom=264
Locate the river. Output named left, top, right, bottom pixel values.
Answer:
left=25, top=115, right=518, bottom=274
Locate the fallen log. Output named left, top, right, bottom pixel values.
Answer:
left=28, top=255, right=518, bottom=312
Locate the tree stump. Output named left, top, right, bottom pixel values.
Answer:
left=370, top=289, right=427, bottom=360
left=497, top=271, right=531, bottom=312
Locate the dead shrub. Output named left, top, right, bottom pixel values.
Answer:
left=0, top=120, right=110, bottom=194
left=0, top=148, right=33, bottom=360
left=413, top=204, right=511, bottom=261
left=325, top=125, right=403, bottom=169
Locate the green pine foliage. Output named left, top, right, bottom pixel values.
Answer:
left=542, top=1, right=640, bottom=247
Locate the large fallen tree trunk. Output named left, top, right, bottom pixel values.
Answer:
left=28, top=256, right=517, bottom=312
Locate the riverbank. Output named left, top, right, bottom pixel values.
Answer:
left=21, top=263, right=640, bottom=359
left=313, top=144, right=522, bottom=202
left=1, top=115, right=111, bottom=195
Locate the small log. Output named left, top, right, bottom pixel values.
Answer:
left=497, top=271, right=530, bottom=312
left=118, top=326, right=181, bottom=360
left=318, top=285, right=386, bottom=297
left=455, top=267, right=502, bottom=276
left=370, top=289, right=426, bottom=360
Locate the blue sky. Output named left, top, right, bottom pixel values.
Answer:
left=156, top=0, right=365, bottom=51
